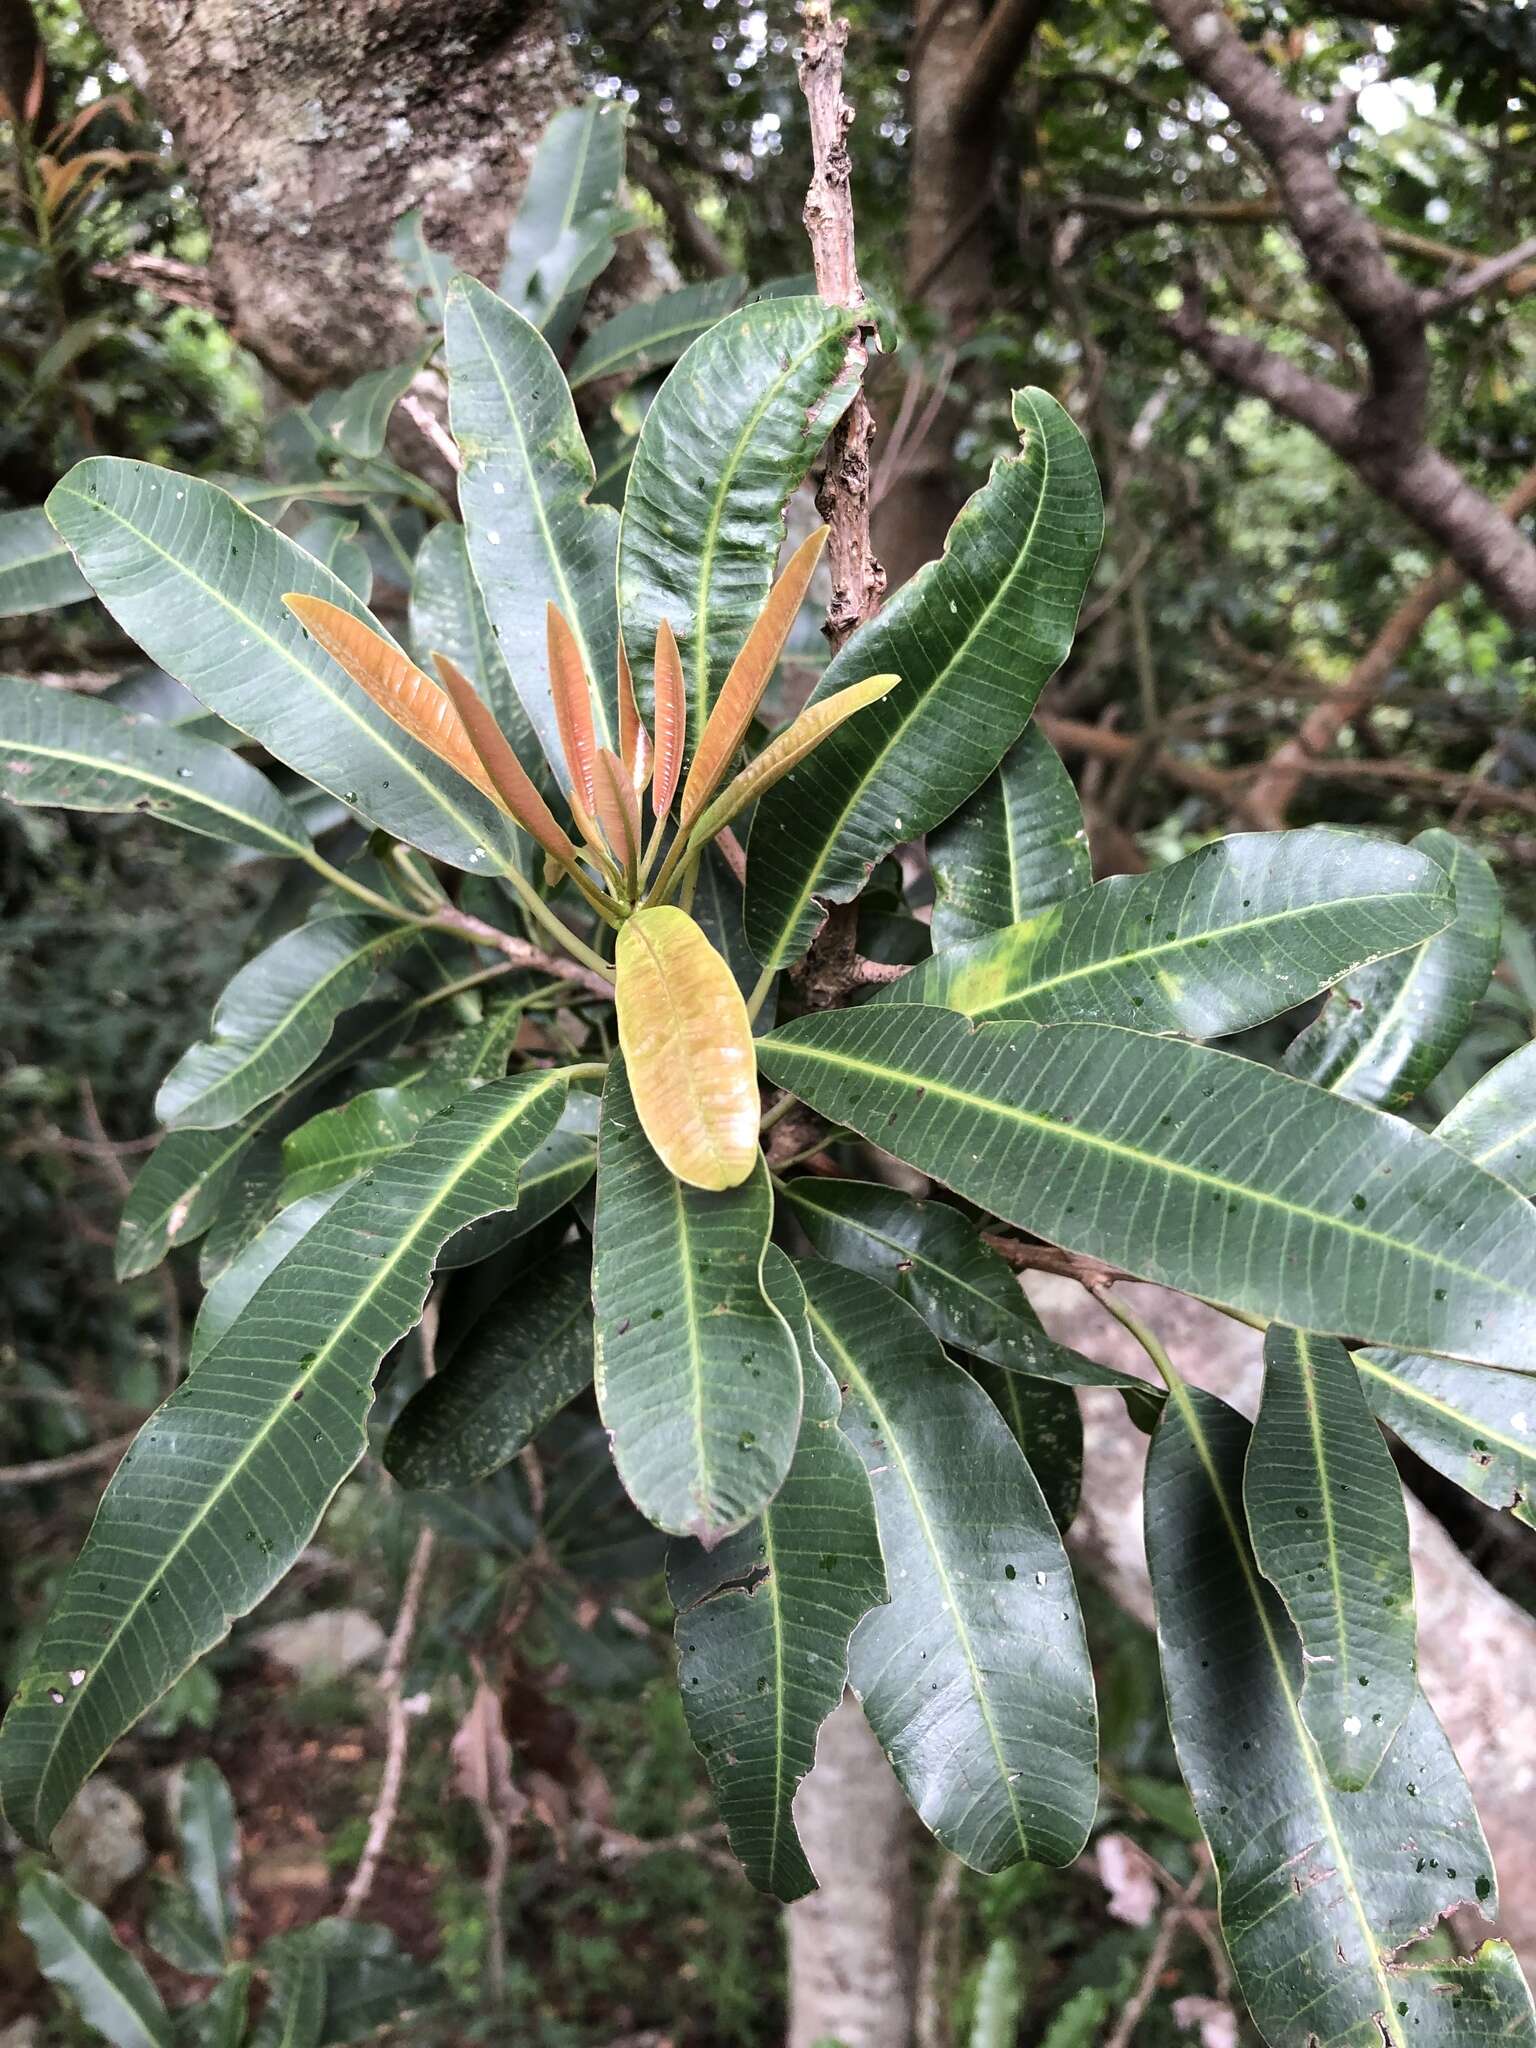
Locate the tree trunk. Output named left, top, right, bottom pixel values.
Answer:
left=80, top=0, right=577, bottom=391
left=787, top=1694, right=919, bottom=2048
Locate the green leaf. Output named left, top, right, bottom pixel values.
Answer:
left=969, top=1363, right=1082, bottom=1533
left=45, top=461, right=514, bottom=871
left=928, top=725, right=1090, bottom=947
left=1245, top=1326, right=1416, bottom=1789
left=145, top=1879, right=225, bottom=1975
left=893, top=829, right=1454, bottom=1035
left=0, top=1072, right=567, bottom=1848
left=499, top=98, right=628, bottom=350
left=174, top=1967, right=250, bottom=2048
left=591, top=1057, right=802, bottom=1539
left=0, top=504, right=91, bottom=614
left=1284, top=829, right=1501, bottom=1108
left=757, top=1007, right=1536, bottom=1368
left=801, top=1261, right=1098, bottom=1871
left=310, top=361, right=420, bottom=460
left=968, top=1937, right=1026, bottom=2048
left=157, top=916, right=410, bottom=1131
left=781, top=1177, right=1152, bottom=1402
left=1146, top=1384, right=1523, bottom=2048
left=190, top=1190, right=348, bottom=1371
left=568, top=276, right=749, bottom=387
left=117, top=1125, right=261, bottom=1281
left=445, top=277, right=622, bottom=774
left=295, top=516, right=371, bottom=602
left=407, top=519, right=553, bottom=806
left=617, top=294, right=861, bottom=733
left=693, top=841, right=772, bottom=1009
left=385, top=1244, right=593, bottom=1489
left=291, top=1917, right=442, bottom=2043
left=168, top=1758, right=240, bottom=1961
left=745, top=388, right=1102, bottom=970
left=279, top=1080, right=457, bottom=1204
left=1358, top=1039, right=1536, bottom=1525
left=667, top=1249, right=887, bottom=1901
left=391, top=208, right=453, bottom=326
left=0, top=677, right=314, bottom=858
left=19, top=1870, right=172, bottom=2048
left=249, top=1941, right=325, bottom=2048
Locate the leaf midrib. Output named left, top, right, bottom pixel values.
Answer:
left=52, top=478, right=496, bottom=853
left=29, top=1891, right=166, bottom=2047
left=771, top=1032, right=1529, bottom=1310
left=31, top=1074, right=562, bottom=1834
left=810, top=1305, right=1030, bottom=1861
left=755, top=393, right=1057, bottom=967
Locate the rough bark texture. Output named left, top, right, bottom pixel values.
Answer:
left=80, top=0, right=577, bottom=390
left=787, top=1694, right=919, bottom=2048
left=1029, top=1275, right=1536, bottom=1969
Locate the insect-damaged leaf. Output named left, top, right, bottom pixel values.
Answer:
left=890, top=830, right=1454, bottom=1036
left=757, top=1006, right=1536, bottom=1369
left=0, top=1073, right=568, bottom=1848
left=591, top=1059, right=801, bottom=1540
left=614, top=906, right=758, bottom=1192
left=801, top=1260, right=1098, bottom=1872
left=1245, top=1326, right=1416, bottom=1788
left=1146, top=1385, right=1527, bottom=2048
left=668, top=1250, right=886, bottom=1900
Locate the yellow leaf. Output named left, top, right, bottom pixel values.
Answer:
left=283, top=594, right=502, bottom=807
left=688, top=673, right=900, bottom=848
left=678, top=525, right=827, bottom=828
left=430, top=650, right=582, bottom=872
left=615, top=907, right=759, bottom=1191
left=652, top=618, right=686, bottom=819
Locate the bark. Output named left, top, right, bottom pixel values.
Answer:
left=1028, top=1275, right=1536, bottom=1970
left=79, top=0, right=577, bottom=391
left=787, top=1694, right=919, bottom=2048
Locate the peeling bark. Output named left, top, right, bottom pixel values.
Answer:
left=81, top=0, right=577, bottom=391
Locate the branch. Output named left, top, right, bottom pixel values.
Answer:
left=798, top=0, right=885, bottom=647
left=955, top=0, right=1050, bottom=127
left=1247, top=461, right=1536, bottom=825
left=0, top=1432, right=137, bottom=1487
left=1421, top=234, right=1536, bottom=315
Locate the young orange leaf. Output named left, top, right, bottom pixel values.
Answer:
left=678, top=525, right=827, bottom=828
left=615, top=906, right=759, bottom=1190
left=282, top=594, right=501, bottom=807
left=616, top=634, right=652, bottom=792
left=652, top=619, right=686, bottom=820
left=430, top=650, right=582, bottom=872
left=688, top=673, right=900, bottom=848
left=593, top=746, right=642, bottom=877
left=547, top=603, right=599, bottom=811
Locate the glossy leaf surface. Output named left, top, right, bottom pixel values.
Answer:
left=591, top=1059, right=801, bottom=1539
left=446, top=277, right=620, bottom=772
left=157, top=915, right=407, bottom=1130
left=802, top=1261, right=1098, bottom=1871
left=758, top=1007, right=1536, bottom=1367
left=781, top=1177, right=1150, bottom=1400
left=1284, top=829, right=1501, bottom=1108
left=385, top=1245, right=594, bottom=1489
left=669, top=1250, right=887, bottom=1900
left=1147, top=1386, right=1518, bottom=2048
left=892, top=831, right=1453, bottom=1034
left=928, top=725, right=1090, bottom=947
left=745, top=389, right=1102, bottom=970
left=189, top=1188, right=347, bottom=1369
left=45, top=462, right=514, bottom=868
left=19, top=1871, right=171, bottom=2048
left=0, top=504, right=90, bottom=614
left=617, top=295, right=860, bottom=731
left=613, top=906, right=758, bottom=1191
left=569, top=275, right=748, bottom=387
left=0, top=1073, right=567, bottom=1847
left=0, top=677, right=313, bottom=858
left=1245, top=1327, right=1415, bottom=1788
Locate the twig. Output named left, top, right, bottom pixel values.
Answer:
left=1103, top=1862, right=1208, bottom=2048
left=798, top=0, right=885, bottom=648
left=399, top=391, right=463, bottom=474
left=0, top=1432, right=137, bottom=1487
left=981, top=1233, right=1128, bottom=1289
left=1421, top=234, right=1536, bottom=315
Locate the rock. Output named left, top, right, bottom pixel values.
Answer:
left=51, top=1777, right=147, bottom=1906
left=0, top=2018, right=43, bottom=2048
left=251, top=1608, right=386, bottom=1684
